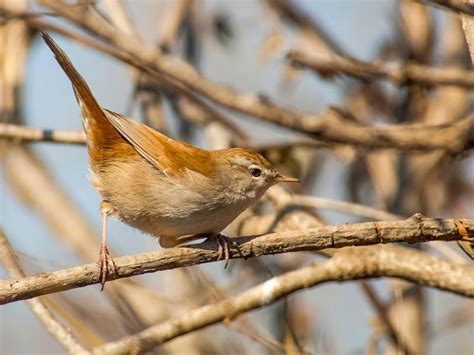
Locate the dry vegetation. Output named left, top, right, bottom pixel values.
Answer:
left=0, top=0, right=473, bottom=354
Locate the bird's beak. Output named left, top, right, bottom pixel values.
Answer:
left=274, top=174, right=300, bottom=183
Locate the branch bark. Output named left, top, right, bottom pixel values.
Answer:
left=1, top=215, right=472, bottom=305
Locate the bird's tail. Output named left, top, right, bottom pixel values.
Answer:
left=40, top=31, right=116, bottom=146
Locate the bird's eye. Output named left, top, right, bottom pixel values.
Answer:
left=250, top=167, right=262, bottom=178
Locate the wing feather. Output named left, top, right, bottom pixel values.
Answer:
left=103, top=110, right=215, bottom=178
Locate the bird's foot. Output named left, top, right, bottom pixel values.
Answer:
left=98, top=243, right=117, bottom=291
left=211, top=234, right=240, bottom=269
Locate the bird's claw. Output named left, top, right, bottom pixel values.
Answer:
left=98, top=244, right=117, bottom=291
left=213, top=234, right=239, bottom=269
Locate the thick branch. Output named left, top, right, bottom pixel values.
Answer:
left=287, top=50, right=474, bottom=88
left=92, top=245, right=474, bottom=354
left=1, top=215, right=472, bottom=305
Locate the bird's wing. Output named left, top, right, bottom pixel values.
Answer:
left=103, top=110, right=172, bottom=174
left=104, top=110, right=214, bottom=178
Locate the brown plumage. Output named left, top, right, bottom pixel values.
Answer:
left=41, top=32, right=299, bottom=289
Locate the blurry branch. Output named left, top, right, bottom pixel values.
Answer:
left=428, top=304, right=474, bottom=338
left=417, top=0, right=474, bottom=16
left=191, top=268, right=294, bottom=353
left=287, top=50, right=474, bottom=87
left=461, top=1, right=474, bottom=63
left=0, top=9, right=57, bottom=24
left=360, top=281, right=414, bottom=355
left=284, top=194, right=400, bottom=221
left=15, top=1, right=468, bottom=153
left=245, top=139, right=329, bottom=151
left=157, top=0, right=192, bottom=52
left=3, top=109, right=472, bottom=154
left=0, top=123, right=86, bottom=144
left=0, top=229, right=87, bottom=355
left=1, top=215, right=473, bottom=305
left=102, top=0, right=170, bottom=134
left=92, top=245, right=473, bottom=354
left=102, top=0, right=137, bottom=37
left=265, top=0, right=346, bottom=56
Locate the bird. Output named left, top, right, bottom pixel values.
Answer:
left=40, top=32, right=299, bottom=289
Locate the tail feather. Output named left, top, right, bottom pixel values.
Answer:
left=40, top=31, right=114, bottom=143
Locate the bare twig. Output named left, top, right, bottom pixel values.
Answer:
left=191, top=268, right=293, bottom=353
left=287, top=50, right=474, bottom=87
left=265, top=0, right=346, bottom=56
left=287, top=195, right=400, bottom=221
left=92, top=245, right=474, bottom=354
left=157, top=0, right=192, bottom=51
left=461, top=1, right=474, bottom=63
left=360, top=281, right=414, bottom=355
left=0, top=123, right=86, bottom=144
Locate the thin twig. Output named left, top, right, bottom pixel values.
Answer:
left=0, top=123, right=86, bottom=144
left=360, top=281, right=413, bottom=355
left=287, top=50, right=474, bottom=87
left=265, top=0, right=346, bottom=56
left=288, top=195, right=400, bottom=221
left=157, top=0, right=192, bottom=51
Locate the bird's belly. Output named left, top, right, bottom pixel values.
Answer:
left=125, top=206, right=242, bottom=238
left=90, top=159, right=252, bottom=238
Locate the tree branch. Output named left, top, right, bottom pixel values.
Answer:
left=1, top=215, right=472, bottom=305
left=287, top=50, right=474, bottom=88
left=0, top=122, right=86, bottom=144
left=92, top=245, right=474, bottom=354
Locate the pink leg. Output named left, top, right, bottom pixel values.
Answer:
left=98, top=207, right=117, bottom=291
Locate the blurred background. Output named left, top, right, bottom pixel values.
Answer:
left=1, top=0, right=473, bottom=354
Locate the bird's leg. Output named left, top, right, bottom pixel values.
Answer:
left=98, top=204, right=117, bottom=291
